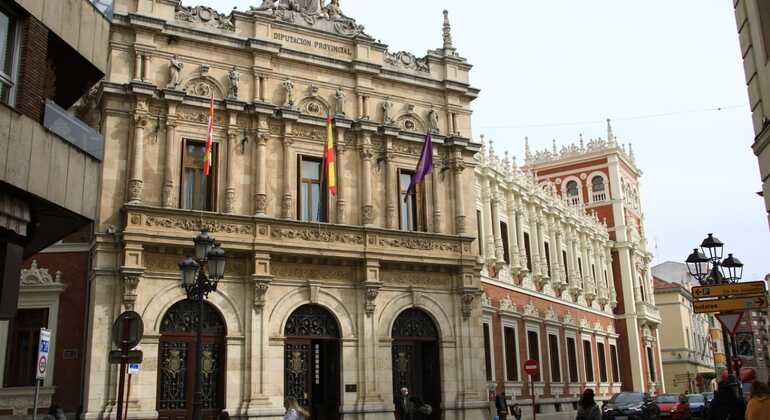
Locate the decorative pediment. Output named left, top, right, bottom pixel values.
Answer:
left=593, top=321, right=604, bottom=332
left=384, top=51, right=430, bottom=73
left=480, top=291, right=491, bottom=307
left=20, top=260, right=61, bottom=286
left=395, top=113, right=426, bottom=134
left=523, top=302, right=539, bottom=318
left=579, top=318, right=590, bottom=330
left=297, top=96, right=331, bottom=117
left=544, top=308, right=558, bottom=322
left=183, top=76, right=226, bottom=99
left=499, top=294, right=516, bottom=312
left=562, top=311, right=575, bottom=326
left=175, top=4, right=235, bottom=32
left=249, top=0, right=370, bottom=39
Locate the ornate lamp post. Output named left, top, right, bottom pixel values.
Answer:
left=685, top=233, right=744, bottom=375
left=179, top=228, right=226, bottom=420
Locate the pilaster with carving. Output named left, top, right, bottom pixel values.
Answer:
left=254, top=130, right=268, bottom=215
left=162, top=100, right=179, bottom=208
left=252, top=253, right=272, bottom=312
left=281, top=121, right=294, bottom=219
left=362, top=260, right=382, bottom=317
left=359, top=132, right=374, bottom=225
left=431, top=146, right=442, bottom=233
left=225, top=128, right=238, bottom=213
left=451, top=149, right=466, bottom=235
left=335, top=127, right=347, bottom=224
left=384, top=143, right=396, bottom=229
left=128, top=98, right=149, bottom=204
left=120, top=266, right=144, bottom=311
left=516, top=205, right=528, bottom=274
left=506, top=191, right=521, bottom=275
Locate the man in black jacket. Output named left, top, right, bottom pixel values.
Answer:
left=495, top=392, right=508, bottom=420
left=709, top=376, right=746, bottom=420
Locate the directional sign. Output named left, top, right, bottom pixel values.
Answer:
left=524, top=359, right=539, bottom=376
left=693, top=294, right=768, bottom=314
left=693, top=281, right=767, bottom=299
left=36, top=328, right=50, bottom=380
left=109, top=350, right=143, bottom=364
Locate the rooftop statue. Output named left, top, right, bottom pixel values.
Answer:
left=249, top=0, right=369, bottom=38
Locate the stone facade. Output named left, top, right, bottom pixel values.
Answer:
left=733, top=0, right=770, bottom=226
left=82, top=1, right=485, bottom=420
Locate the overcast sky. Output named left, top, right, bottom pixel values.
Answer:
left=196, top=0, right=769, bottom=279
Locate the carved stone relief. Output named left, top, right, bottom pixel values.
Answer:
left=271, top=262, right=355, bottom=282
left=270, top=227, right=364, bottom=244
left=142, top=215, right=255, bottom=235
left=384, top=51, right=429, bottom=73
left=175, top=4, right=235, bottom=31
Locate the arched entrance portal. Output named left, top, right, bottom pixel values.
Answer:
left=284, top=304, right=341, bottom=420
left=391, top=308, right=441, bottom=420
left=157, top=299, right=226, bottom=420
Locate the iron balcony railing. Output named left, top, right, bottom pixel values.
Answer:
left=43, top=99, right=104, bottom=161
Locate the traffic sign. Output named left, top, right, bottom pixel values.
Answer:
left=716, top=312, right=745, bottom=335
left=109, top=350, right=143, bottom=364
left=693, top=281, right=767, bottom=299
left=524, top=359, right=539, bottom=376
left=112, top=311, right=144, bottom=349
left=36, top=328, right=50, bottom=380
left=128, top=363, right=140, bottom=375
left=693, top=294, right=768, bottom=314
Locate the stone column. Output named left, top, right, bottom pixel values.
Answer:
left=336, top=127, right=347, bottom=224
left=506, top=192, right=521, bottom=271
left=385, top=143, right=396, bottom=229
left=254, top=127, right=268, bottom=215
left=550, top=219, right=562, bottom=285
left=537, top=216, right=548, bottom=277
left=360, top=260, right=383, bottom=402
left=529, top=207, right=542, bottom=277
left=134, top=49, right=142, bottom=81
left=516, top=204, right=528, bottom=273
left=452, top=152, right=466, bottom=235
left=161, top=114, right=177, bottom=208
left=281, top=121, right=294, bottom=219
left=253, top=70, right=261, bottom=102
left=490, top=189, right=503, bottom=263
left=483, top=179, right=496, bottom=261
left=225, top=129, right=238, bottom=213
left=431, top=147, right=442, bottom=233
left=554, top=224, right=564, bottom=280
left=128, top=114, right=148, bottom=204
left=142, top=54, right=151, bottom=82
left=359, top=132, right=374, bottom=225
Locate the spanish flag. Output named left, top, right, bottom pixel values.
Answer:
left=325, top=116, right=337, bottom=196
left=203, top=93, right=214, bottom=176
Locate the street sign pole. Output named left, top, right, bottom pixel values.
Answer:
left=524, top=359, right=539, bottom=420
left=32, top=328, right=50, bottom=420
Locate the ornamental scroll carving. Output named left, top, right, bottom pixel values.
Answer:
left=384, top=51, right=429, bottom=73
left=253, top=276, right=271, bottom=312
left=461, top=291, right=475, bottom=319
left=120, top=266, right=144, bottom=311
left=175, top=4, right=235, bottom=32
left=271, top=263, right=355, bottom=282
left=20, top=260, right=62, bottom=287
left=143, top=215, right=255, bottom=235
left=376, top=236, right=461, bottom=253
left=271, top=227, right=364, bottom=244
left=363, top=283, right=381, bottom=317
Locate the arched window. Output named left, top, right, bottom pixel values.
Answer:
left=591, top=175, right=607, bottom=202
left=565, top=180, right=580, bottom=206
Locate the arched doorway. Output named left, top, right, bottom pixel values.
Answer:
left=284, top=304, right=341, bottom=420
left=391, top=308, right=441, bottom=420
left=157, top=299, right=226, bottom=420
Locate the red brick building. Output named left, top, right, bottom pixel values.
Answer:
left=475, top=121, right=662, bottom=418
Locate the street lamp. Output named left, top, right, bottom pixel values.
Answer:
left=684, top=233, right=743, bottom=375
left=178, top=227, right=225, bottom=420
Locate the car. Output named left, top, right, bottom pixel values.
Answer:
left=686, top=394, right=706, bottom=418
left=655, top=394, right=689, bottom=419
left=602, top=392, right=661, bottom=420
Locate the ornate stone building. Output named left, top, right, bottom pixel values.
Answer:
left=82, top=1, right=486, bottom=420
left=475, top=123, right=663, bottom=417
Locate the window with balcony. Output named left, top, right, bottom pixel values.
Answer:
left=524, top=232, right=532, bottom=271
left=548, top=333, right=561, bottom=382
left=578, top=258, right=584, bottom=287
left=527, top=330, right=541, bottom=382
left=0, top=5, right=19, bottom=106
left=610, top=344, right=620, bottom=382
left=399, top=169, right=425, bottom=231
left=483, top=322, right=493, bottom=381
left=181, top=140, right=218, bottom=211
left=566, top=180, right=580, bottom=206
left=583, top=340, right=594, bottom=382
left=567, top=337, right=579, bottom=382
left=504, top=326, right=519, bottom=381
left=562, top=250, right=569, bottom=283
left=298, top=156, right=326, bottom=222
left=4, top=308, right=49, bottom=387
left=598, top=342, right=608, bottom=383
left=501, top=221, right=510, bottom=264
left=544, top=242, right=551, bottom=277
left=646, top=346, right=656, bottom=382
left=591, top=175, right=607, bottom=203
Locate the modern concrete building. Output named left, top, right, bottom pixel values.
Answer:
left=0, top=0, right=109, bottom=415
left=733, top=0, right=770, bottom=226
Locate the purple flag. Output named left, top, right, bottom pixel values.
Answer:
left=404, top=132, right=433, bottom=201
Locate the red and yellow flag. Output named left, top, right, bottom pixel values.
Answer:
left=203, top=93, right=214, bottom=176
left=325, top=116, right=337, bottom=196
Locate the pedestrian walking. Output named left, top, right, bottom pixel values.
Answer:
left=495, top=392, right=508, bottom=420
left=746, top=380, right=770, bottom=420
left=509, top=404, right=522, bottom=420
left=710, top=375, right=746, bottom=420
left=283, top=397, right=309, bottom=420
left=575, top=389, right=601, bottom=420
left=395, top=387, right=424, bottom=420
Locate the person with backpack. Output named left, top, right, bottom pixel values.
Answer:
left=575, top=389, right=601, bottom=420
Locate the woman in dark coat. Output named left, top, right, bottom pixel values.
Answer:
left=710, top=377, right=747, bottom=420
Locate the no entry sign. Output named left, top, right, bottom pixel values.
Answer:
left=524, top=359, right=539, bottom=376
left=36, top=328, right=50, bottom=380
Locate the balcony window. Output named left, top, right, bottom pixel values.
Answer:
left=591, top=175, right=607, bottom=202
left=548, top=334, right=561, bottom=382
left=567, top=337, right=579, bottom=382
left=562, top=251, right=569, bottom=283
left=544, top=242, right=551, bottom=277
left=598, top=342, right=608, bottom=383
left=504, top=326, right=519, bottom=381
left=398, top=169, right=424, bottom=231
left=610, top=344, right=620, bottom=382
left=646, top=346, right=656, bottom=382
left=501, top=221, right=510, bottom=264
left=524, top=232, right=532, bottom=271
left=477, top=209, right=484, bottom=256
left=483, top=322, right=492, bottom=381
left=181, top=140, right=217, bottom=211
left=0, top=5, right=19, bottom=106
left=298, top=156, right=326, bottom=222
left=527, top=330, right=541, bottom=382
left=566, top=180, right=580, bottom=206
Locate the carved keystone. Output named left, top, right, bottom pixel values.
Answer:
left=120, top=266, right=145, bottom=311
